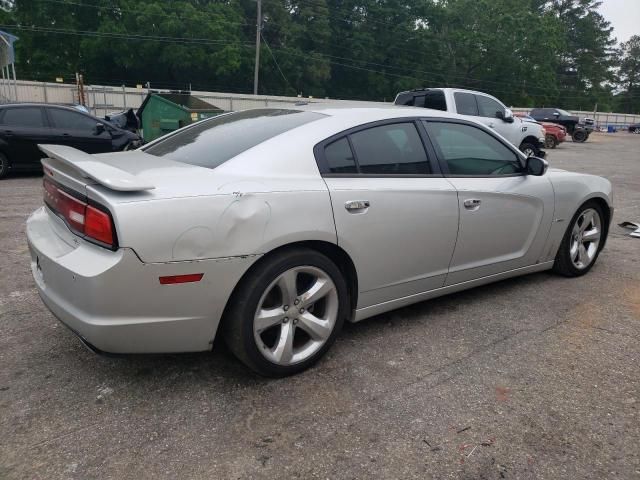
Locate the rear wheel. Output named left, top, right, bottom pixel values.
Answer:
left=0, top=152, right=9, bottom=179
left=553, top=202, right=605, bottom=277
left=223, top=248, right=348, bottom=377
left=632, top=127, right=640, bottom=134
left=519, top=142, right=538, bottom=158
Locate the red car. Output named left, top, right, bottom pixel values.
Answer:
left=515, top=112, right=567, bottom=148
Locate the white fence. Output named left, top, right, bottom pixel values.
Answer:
left=2, top=79, right=639, bottom=129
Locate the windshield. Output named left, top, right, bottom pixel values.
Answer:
left=557, top=109, right=571, bottom=116
left=144, top=109, right=325, bottom=169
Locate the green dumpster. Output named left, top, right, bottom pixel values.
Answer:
left=137, top=92, right=224, bottom=142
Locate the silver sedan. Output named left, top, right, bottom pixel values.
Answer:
left=26, top=106, right=613, bottom=376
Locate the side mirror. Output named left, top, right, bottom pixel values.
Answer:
left=95, top=122, right=105, bottom=135
left=497, top=109, right=514, bottom=123
left=526, top=156, right=548, bottom=176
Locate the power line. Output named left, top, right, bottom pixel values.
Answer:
left=261, top=33, right=295, bottom=94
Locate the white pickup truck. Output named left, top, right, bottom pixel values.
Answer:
left=394, top=88, right=546, bottom=158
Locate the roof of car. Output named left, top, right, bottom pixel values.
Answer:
left=300, top=102, right=464, bottom=121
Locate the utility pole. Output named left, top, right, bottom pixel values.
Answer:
left=253, top=0, right=261, bottom=95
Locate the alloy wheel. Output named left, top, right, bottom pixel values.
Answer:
left=569, top=208, right=601, bottom=270
left=253, top=266, right=339, bottom=366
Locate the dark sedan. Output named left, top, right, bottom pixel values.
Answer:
left=0, top=103, right=141, bottom=179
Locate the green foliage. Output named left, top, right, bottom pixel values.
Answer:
left=0, top=0, right=634, bottom=111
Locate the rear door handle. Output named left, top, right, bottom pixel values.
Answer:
left=345, top=200, right=370, bottom=213
left=463, top=199, right=481, bottom=211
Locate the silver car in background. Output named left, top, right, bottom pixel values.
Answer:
left=26, top=106, right=613, bottom=376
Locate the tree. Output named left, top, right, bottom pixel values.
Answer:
left=615, top=35, right=640, bottom=113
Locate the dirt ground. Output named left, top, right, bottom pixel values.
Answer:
left=1, top=132, right=639, bottom=479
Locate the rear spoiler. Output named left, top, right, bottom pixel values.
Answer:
left=38, top=144, right=155, bottom=191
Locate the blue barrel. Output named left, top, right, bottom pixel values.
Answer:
left=607, top=125, right=614, bottom=133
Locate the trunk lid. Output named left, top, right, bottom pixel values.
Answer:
left=39, top=144, right=224, bottom=202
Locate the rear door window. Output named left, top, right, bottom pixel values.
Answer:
left=145, top=109, right=324, bottom=169
left=1, top=107, right=46, bottom=127
left=325, top=137, right=357, bottom=174
left=48, top=108, right=98, bottom=131
left=454, top=92, right=479, bottom=116
left=348, top=123, right=432, bottom=175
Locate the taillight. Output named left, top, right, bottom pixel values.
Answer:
left=43, top=178, right=117, bottom=249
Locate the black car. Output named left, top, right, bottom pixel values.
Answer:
left=628, top=123, right=640, bottom=134
left=529, top=107, right=593, bottom=142
left=0, top=103, right=141, bottom=179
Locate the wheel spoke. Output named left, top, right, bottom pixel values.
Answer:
left=578, top=244, right=588, bottom=265
left=271, top=321, right=295, bottom=363
left=276, top=269, right=298, bottom=306
left=579, top=211, right=593, bottom=233
left=255, top=307, right=286, bottom=332
left=570, top=241, right=579, bottom=261
left=297, top=311, right=332, bottom=341
left=300, top=277, right=333, bottom=308
left=582, top=228, right=600, bottom=243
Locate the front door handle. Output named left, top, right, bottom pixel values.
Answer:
left=345, top=200, right=370, bottom=213
left=463, top=199, right=481, bottom=211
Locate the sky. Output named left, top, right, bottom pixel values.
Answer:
left=597, top=0, right=640, bottom=43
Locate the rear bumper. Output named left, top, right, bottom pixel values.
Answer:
left=27, top=207, right=257, bottom=354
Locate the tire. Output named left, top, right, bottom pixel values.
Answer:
left=519, top=142, right=537, bottom=158
left=223, top=248, right=349, bottom=377
left=572, top=130, right=588, bottom=142
left=0, top=152, right=9, bottom=180
left=553, top=201, right=605, bottom=277
left=545, top=134, right=558, bottom=149
left=633, top=127, right=640, bottom=134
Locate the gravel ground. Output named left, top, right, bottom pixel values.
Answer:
left=1, top=133, right=639, bottom=479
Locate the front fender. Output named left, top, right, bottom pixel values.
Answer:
left=539, top=170, right=613, bottom=262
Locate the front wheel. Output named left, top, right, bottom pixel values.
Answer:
left=572, top=130, right=588, bottom=142
left=545, top=134, right=558, bottom=149
left=223, top=248, right=348, bottom=377
left=553, top=202, right=605, bottom=277
left=632, top=127, right=640, bottom=134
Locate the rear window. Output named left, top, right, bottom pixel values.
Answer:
left=144, top=109, right=325, bottom=169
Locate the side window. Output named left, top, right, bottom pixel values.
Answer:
left=1, top=107, right=45, bottom=127
left=425, top=122, right=522, bottom=176
left=48, top=109, right=98, bottom=131
left=349, top=123, right=431, bottom=174
left=476, top=95, right=504, bottom=118
left=324, top=137, right=357, bottom=174
left=453, top=92, right=478, bottom=116
left=423, top=90, right=447, bottom=111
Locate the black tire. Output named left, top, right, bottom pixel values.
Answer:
left=553, top=201, right=605, bottom=277
left=572, top=129, right=588, bottom=142
left=0, top=152, right=9, bottom=180
left=545, top=134, right=558, bottom=149
left=633, top=127, right=640, bottom=134
left=519, top=142, right=538, bottom=157
left=222, top=247, right=349, bottom=377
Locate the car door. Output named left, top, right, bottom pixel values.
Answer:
left=474, top=93, right=517, bottom=144
left=423, top=119, right=554, bottom=285
left=315, top=120, right=460, bottom=308
left=0, top=106, right=50, bottom=170
left=45, top=107, right=113, bottom=153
